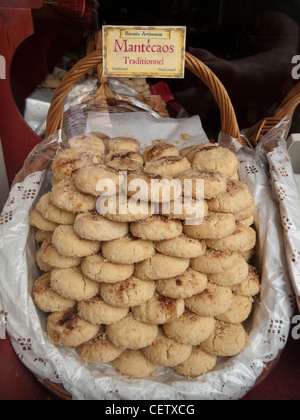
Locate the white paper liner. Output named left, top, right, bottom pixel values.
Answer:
left=0, top=113, right=295, bottom=400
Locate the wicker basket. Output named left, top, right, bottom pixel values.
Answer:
left=245, top=82, right=300, bottom=148
left=36, top=49, right=275, bottom=399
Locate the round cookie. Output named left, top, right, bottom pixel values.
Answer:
left=190, top=249, right=240, bottom=274
left=47, top=308, right=100, bottom=348
left=81, top=254, right=134, bottom=284
left=135, top=254, right=190, bottom=281
left=106, top=150, right=143, bottom=165
left=106, top=313, right=158, bottom=350
left=51, top=180, right=97, bottom=213
left=232, top=265, right=261, bottom=297
left=240, top=214, right=255, bottom=227
left=74, top=211, right=129, bottom=241
left=185, top=282, right=233, bottom=317
left=216, top=294, right=253, bottom=324
left=208, top=256, right=249, bottom=287
left=39, top=238, right=82, bottom=269
left=36, top=192, right=76, bottom=225
left=50, top=267, right=99, bottom=301
left=155, top=234, right=206, bottom=259
left=206, top=223, right=256, bottom=252
left=156, top=268, right=208, bottom=299
left=108, top=137, right=140, bottom=152
left=163, top=310, right=216, bottom=346
left=100, top=276, right=155, bottom=308
left=35, top=230, right=52, bottom=244
left=111, top=349, right=158, bottom=379
left=97, top=194, right=154, bottom=223
left=127, top=171, right=182, bottom=204
left=234, top=202, right=255, bottom=222
left=51, top=148, right=103, bottom=181
left=132, top=292, right=185, bottom=324
left=143, top=142, right=180, bottom=162
left=77, top=329, right=124, bottom=364
left=52, top=225, right=101, bottom=258
left=183, top=212, right=236, bottom=240
left=33, top=273, right=76, bottom=313
left=178, top=168, right=227, bottom=200
left=201, top=321, right=248, bottom=357
left=107, top=158, right=143, bottom=172
left=142, top=327, right=192, bottom=367
left=102, top=235, right=155, bottom=264
left=67, top=133, right=105, bottom=155
left=144, top=156, right=191, bottom=178
left=191, top=145, right=240, bottom=178
left=36, top=249, right=52, bottom=272
left=130, top=216, right=183, bottom=241
left=174, top=347, right=217, bottom=378
left=208, top=180, right=254, bottom=214
left=73, top=165, right=123, bottom=197
left=160, top=197, right=208, bottom=221
left=30, top=209, right=58, bottom=232
left=78, top=296, right=129, bottom=325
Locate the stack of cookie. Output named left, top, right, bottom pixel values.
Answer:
left=31, top=134, right=261, bottom=380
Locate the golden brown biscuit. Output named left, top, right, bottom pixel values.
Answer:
left=73, top=165, right=123, bottom=197
left=51, top=148, right=103, bottom=181
left=108, top=137, right=140, bottom=152
left=52, top=225, right=101, bottom=258
left=36, top=192, right=76, bottom=225
left=183, top=212, right=236, bottom=240
left=144, top=156, right=191, bottom=177
left=102, top=235, right=155, bottom=264
left=135, top=254, right=190, bottom=281
left=97, top=194, right=154, bottom=223
left=111, top=349, right=158, bottom=379
left=216, top=294, right=253, bottom=324
left=191, top=145, right=240, bottom=178
left=67, top=133, right=105, bottom=155
left=77, top=329, right=124, bottom=364
left=206, top=223, right=256, bottom=253
left=159, top=197, right=208, bottom=221
left=155, top=234, right=206, bottom=259
left=51, top=180, right=97, bottom=213
left=208, top=180, right=254, bottom=214
left=81, top=254, right=134, bottom=284
left=201, top=321, right=248, bottom=357
left=143, top=142, right=180, bottom=162
left=208, top=256, right=249, bottom=287
left=100, top=276, right=155, bottom=308
left=174, top=347, right=217, bottom=378
left=142, top=327, right=192, bottom=367
left=30, top=209, right=58, bottom=232
left=106, top=313, right=158, bottom=350
left=178, top=168, right=227, bottom=200
left=39, top=238, right=82, bottom=269
left=185, top=282, right=233, bottom=317
left=78, top=296, right=129, bottom=325
left=47, top=308, right=100, bottom=348
left=132, top=292, right=185, bottom=324
left=190, top=249, right=240, bottom=274
left=232, top=265, right=261, bottom=297
left=163, top=310, right=216, bottom=346
left=33, top=273, right=76, bottom=313
left=74, top=211, right=129, bottom=242
left=50, top=267, right=99, bottom=301
left=130, top=216, right=183, bottom=241
left=156, top=268, right=208, bottom=299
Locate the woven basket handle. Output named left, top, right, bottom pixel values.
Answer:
left=46, top=50, right=241, bottom=141
left=246, top=82, right=300, bottom=146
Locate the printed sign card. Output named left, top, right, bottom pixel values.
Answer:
left=103, top=26, right=186, bottom=79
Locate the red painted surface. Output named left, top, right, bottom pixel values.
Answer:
left=0, top=7, right=42, bottom=183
